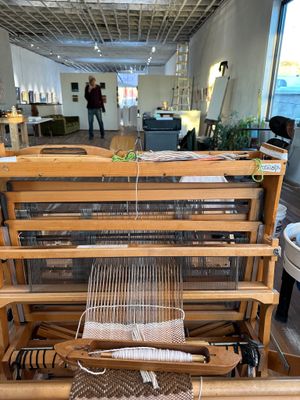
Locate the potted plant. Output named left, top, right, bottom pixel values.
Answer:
left=210, top=114, right=258, bottom=151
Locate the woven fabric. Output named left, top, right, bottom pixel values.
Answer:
left=70, top=257, right=192, bottom=400
left=70, top=369, right=193, bottom=400
left=82, top=320, right=185, bottom=344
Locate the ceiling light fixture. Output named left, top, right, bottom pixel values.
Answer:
left=57, top=55, right=61, bottom=59
left=30, top=43, right=34, bottom=47
left=94, top=41, right=98, bottom=50
left=151, top=46, right=156, bottom=53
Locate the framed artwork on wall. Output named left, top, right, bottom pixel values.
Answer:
left=34, top=92, right=40, bottom=103
left=28, top=90, right=34, bottom=104
left=72, top=95, right=78, bottom=102
left=71, top=82, right=79, bottom=92
left=40, top=93, right=47, bottom=103
left=100, top=82, right=106, bottom=89
left=21, top=91, right=29, bottom=104
left=15, top=87, right=20, bottom=102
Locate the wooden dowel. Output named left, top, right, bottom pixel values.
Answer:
left=0, top=378, right=300, bottom=400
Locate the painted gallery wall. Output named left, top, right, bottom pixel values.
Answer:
left=0, top=28, right=16, bottom=108
left=188, top=0, right=280, bottom=121
left=11, top=44, right=73, bottom=105
left=138, top=75, right=176, bottom=116
left=61, top=72, right=119, bottom=131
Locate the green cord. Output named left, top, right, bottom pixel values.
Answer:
left=252, top=158, right=264, bottom=183
left=112, top=150, right=137, bottom=162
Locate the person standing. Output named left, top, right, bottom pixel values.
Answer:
left=84, top=76, right=105, bottom=140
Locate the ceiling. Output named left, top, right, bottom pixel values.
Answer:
left=0, top=0, right=226, bottom=72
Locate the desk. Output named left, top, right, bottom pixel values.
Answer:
left=26, top=117, right=53, bottom=137
left=0, top=116, right=29, bottom=150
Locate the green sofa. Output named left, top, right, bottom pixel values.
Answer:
left=40, top=114, right=80, bottom=136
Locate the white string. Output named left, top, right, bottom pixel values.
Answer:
left=135, top=158, right=140, bottom=219
left=132, top=324, right=157, bottom=387
left=77, top=361, right=106, bottom=376
left=198, top=377, right=203, bottom=400
left=88, top=347, right=193, bottom=363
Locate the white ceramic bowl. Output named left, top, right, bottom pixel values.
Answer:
left=283, top=223, right=300, bottom=267
left=283, top=253, right=300, bottom=281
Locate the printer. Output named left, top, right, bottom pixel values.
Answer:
left=142, top=113, right=181, bottom=151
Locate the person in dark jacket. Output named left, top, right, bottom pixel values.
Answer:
left=84, top=76, right=105, bottom=140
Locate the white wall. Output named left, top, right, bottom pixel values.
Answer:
left=147, top=66, right=166, bottom=75
left=11, top=44, right=74, bottom=104
left=138, top=75, right=176, bottom=116
left=188, top=0, right=279, bottom=120
left=165, top=53, right=177, bottom=76
left=61, top=72, right=119, bottom=131
left=0, top=29, right=16, bottom=108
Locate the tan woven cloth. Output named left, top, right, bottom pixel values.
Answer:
left=70, top=258, right=193, bottom=400
left=70, top=369, right=193, bottom=400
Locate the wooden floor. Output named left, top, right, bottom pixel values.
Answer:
left=27, top=129, right=300, bottom=357
left=272, top=182, right=300, bottom=356
left=29, top=127, right=138, bottom=150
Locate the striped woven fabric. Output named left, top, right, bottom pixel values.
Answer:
left=137, top=151, right=244, bottom=162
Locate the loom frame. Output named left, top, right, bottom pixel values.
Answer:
left=0, top=143, right=298, bottom=398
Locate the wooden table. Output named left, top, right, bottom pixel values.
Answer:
left=0, top=116, right=29, bottom=150
left=26, top=117, right=53, bottom=137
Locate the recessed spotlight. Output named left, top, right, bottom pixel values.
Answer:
left=94, top=41, right=98, bottom=50
left=57, top=55, right=61, bottom=59
left=50, top=51, right=53, bottom=55
left=30, top=43, right=34, bottom=47
left=151, top=46, right=156, bottom=53
left=97, top=49, right=101, bottom=53
left=99, top=54, right=102, bottom=57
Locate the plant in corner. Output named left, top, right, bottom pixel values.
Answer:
left=210, top=113, right=257, bottom=151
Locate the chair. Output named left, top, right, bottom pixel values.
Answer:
left=179, top=128, right=196, bottom=150
left=109, top=134, right=136, bottom=152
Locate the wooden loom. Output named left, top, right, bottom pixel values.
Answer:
left=0, top=143, right=299, bottom=399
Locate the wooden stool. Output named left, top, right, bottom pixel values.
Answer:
left=109, top=134, right=136, bottom=152
left=0, top=116, right=29, bottom=150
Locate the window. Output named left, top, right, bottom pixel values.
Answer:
left=269, top=0, right=300, bottom=120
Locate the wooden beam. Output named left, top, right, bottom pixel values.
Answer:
left=0, top=283, right=279, bottom=308
left=6, top=219, right=261, bottom=232
left=0, top=378, right=300, bottom=400
left=24, top=310, right=243, bottom=322
left=0, top=244, right=278, bottom=259
left=8, top=181, right=260, bottom=191
left=5, top=188, right=263, bottom=202
left=0, top=157, right=286, bottom=178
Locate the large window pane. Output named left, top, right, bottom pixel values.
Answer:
left=271, top=0, right=300, bottom=120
